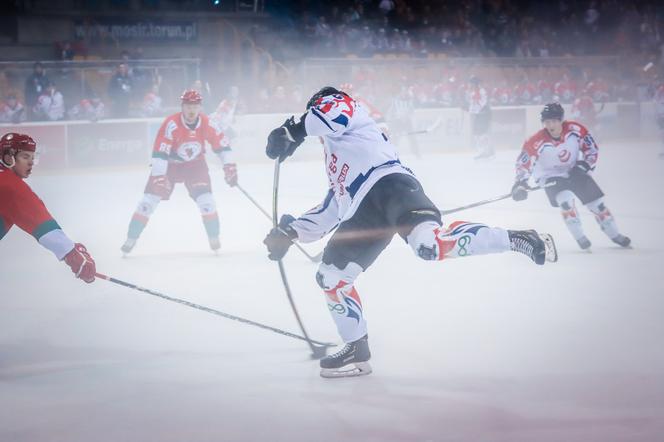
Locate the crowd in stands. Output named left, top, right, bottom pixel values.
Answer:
left=1, top=0, right=663, bottom=121
left=1, top=59, right=663, bottom=122
left=0, top=58, right=167, bottom=123
left=264, top=0, right=664, bottom=59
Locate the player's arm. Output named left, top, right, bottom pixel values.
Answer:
left=6, top=183, right=96, bottom=282
left=511, top=139, right=538, bottom=201
left=290, top=188, right=340, bottom=243
left=150, top=118, right=176, bottom=176
left=266, top=96, right=356, bottom=162
left=576, top=124, right=599, bottom=172
left=207, top=121, right=237, bottom=187
left=146, top=117, right=176, bottom=196
left=263, top=189, right=339, bottom=261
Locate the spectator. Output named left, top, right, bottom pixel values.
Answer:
left=57, top=41, right=75, bottom=61
left=141, top=84, right=163, bottom=117
left=0, top=93, right=26, bottom=124
left=107, top=63, right=133, bottom=118
left=68, top=94, right=105, bottom=121
left=378, top=0, right=395, bottom=16
left=24, top=62, right=50, bottom=120
left=33, top=82, right=65, bottom=121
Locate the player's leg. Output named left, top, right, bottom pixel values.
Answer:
left=657, top=116, right=664, bottom=158
left=473, top=111, right=494, bottom=160
left=555, top=190, right=591, bottom=250
left=542, top=175, right=592, bottom=250
left=122, top=193, right=162, bottom=253
left=376, top=173, right=556, bottom=264
left=406, top=220, right=556, bottom=264
left=194, top=192, right=220, bottom=250
left=585, top=197, right=631, bottom=247
left=121, top=169, right=176, bottom=254
left=316, top=193, right=395, bottom=378
left=184, top=160, right=220, bottom=251
left=569, top=169, right=631, bottom=248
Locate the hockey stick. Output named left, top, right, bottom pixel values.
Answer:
left=442, top=185, right=547, bottom=216
left=95, top=272, right=334, bottom=347
left=393, top=115, right=443, bottom=137
left=272, top=160, right=328, bottom=359
left=235, top=184, right=322, bottom=263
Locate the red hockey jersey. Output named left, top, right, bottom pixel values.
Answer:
left=152, top=112, right=230, bottom=164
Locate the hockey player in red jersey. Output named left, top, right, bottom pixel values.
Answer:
left=121, top=89, right=238, bottom=254
left=0, top=133, right=96, bottom=283
left=570, top=93, right=599, bottom=131
left=263, top=87, right=558, bottom=378
left=511, top=103, right=630, bottom=250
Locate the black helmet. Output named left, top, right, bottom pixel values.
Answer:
left=541, top=102, right=564, bottom=121
left=307, top=86, right=345, bottom=109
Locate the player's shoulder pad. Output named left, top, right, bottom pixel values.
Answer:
left=524, top=129, right=548, bottom=152
left=563, top=120, right=588, bottom=136
left=165, top=112, right=181, bottom=124
left=310, top=93, right=356, bottom=127
left=161, top=113, right=182, bottom=139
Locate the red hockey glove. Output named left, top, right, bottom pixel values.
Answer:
left=64, top=243, right=96, bottom=283
left=223, top=163, right=238, bottom=187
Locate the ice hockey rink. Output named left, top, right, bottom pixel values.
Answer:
left=1, top=139, right=663, bottom=442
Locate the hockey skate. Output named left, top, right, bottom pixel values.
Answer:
left=121, top=238, right=136, bottom=256
left=473, top=149, right=496, bottom=161
left=320, top=335, right=372, bottom=378
left=209, top=237, right=221, bottom=252
left=577, top=236, right=592, bottom=251
left=508, top=229, right=558, bottom=265
left=611, top=234, right=632, bottom=248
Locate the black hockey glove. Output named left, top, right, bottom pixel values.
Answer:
left=511, top=180, right=529, bottom=201
left=573, top=160, right=592, bottom=174
left=263, top=215, right=298, bottom=261
left=266, top=116, right=307, bottom=162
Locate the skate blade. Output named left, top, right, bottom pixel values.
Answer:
left=540, top=233, right=558, bottom=263
left=320, top=361, right=372, bottom=379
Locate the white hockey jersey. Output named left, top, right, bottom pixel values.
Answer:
left=290, top=92, right=413, bottom=243
left=515, top=120, right=599, bottom=184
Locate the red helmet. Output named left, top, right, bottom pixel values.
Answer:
left=0, top=133, right=36, bottom=168
left=180, top=89, right=203, bottom=104
left=0, top=133, right=36, bottom=154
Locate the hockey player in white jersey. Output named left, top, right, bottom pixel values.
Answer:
left=511, top=103, right=631, bottom=250
left=263, top=86, right=558, bottom=378
left=465, top=76, right=494, bottom=160
left=655, top=84, right=664, bottom=158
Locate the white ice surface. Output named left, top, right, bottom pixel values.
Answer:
left=1, top=141, right=664, bottom=442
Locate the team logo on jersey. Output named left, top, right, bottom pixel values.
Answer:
left=558, top=149, right=571, bottom=163
left=177, top=141, right=202, bottom=161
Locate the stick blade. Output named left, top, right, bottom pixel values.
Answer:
left=310, top=345, right=329, bottom=360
